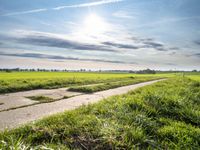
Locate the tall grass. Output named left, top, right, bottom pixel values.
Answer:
left=0, top=77, right=199, bottom=149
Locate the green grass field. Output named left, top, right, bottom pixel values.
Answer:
left=187, top=75, right=200, bottom=81
left=0, top=76, right=200, bottom=149
left=0, top=72, right=176, bottom=79
left=0, top=72, right=175, bottom=94
left=183, top=72, right=200, bottom=81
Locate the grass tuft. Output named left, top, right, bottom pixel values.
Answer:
left=27, top=96, right=55, bottom=103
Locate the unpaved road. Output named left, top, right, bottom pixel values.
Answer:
left=0, top=88, right=82, bottom=111
left=0, top=79, right=165, bottom=131
left=0, top=83, right=104, bottom=111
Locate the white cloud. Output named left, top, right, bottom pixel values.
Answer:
left=1, top=9, right=47, bottom=16
left=1, top=0, right=124, bottom=16
left=112, top=11, right=133, bottom=19
left=135, top=16, right=200, bottom=29
left=53, top=0, right=124, bottom=10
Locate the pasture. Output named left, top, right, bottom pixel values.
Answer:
left=187, top=75, right=200, bottom=81
left=0, top=72, right=174, bottom=94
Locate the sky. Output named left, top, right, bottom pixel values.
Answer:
left=0, top=0, right=200, bottom=70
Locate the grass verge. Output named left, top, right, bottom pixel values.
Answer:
left=0, top=77, right=199, bottom=149
left=68, top=77, right=162, bottom=93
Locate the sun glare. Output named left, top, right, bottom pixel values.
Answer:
left=82, top=14, right=109, bottom=35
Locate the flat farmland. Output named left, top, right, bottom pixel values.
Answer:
left=187, top=74, right=200, bottom=81
left=0, top=72, right=173, bottom=94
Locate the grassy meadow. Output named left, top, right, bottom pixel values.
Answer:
left=0, top=72, right=174, bottom=94
left=0, top=75, right=200, bottom=149
left=187, top=75, right=200, bottom=81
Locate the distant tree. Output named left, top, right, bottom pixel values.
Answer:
left=5, top=69, right=12, bottom=73
left=136, top=69, right=156, bottom=74
left=192, top=70, right=197, bottom=72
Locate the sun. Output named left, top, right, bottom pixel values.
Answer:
left=82, top=14, right=109, bottom=35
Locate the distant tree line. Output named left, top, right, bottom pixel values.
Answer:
left=0, top=68, right=199, bottom=73
left=129, top=69, right=156, bottom=74
left=0, top=68, right=69, bottom=72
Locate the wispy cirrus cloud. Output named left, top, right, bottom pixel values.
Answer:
left=1, top=0, right=124, bottom=16
left=1, top=9, right=47, bottom=16
left=53, top=0, right=124, bottom=10
left=112, top=10, right=133, bottom=19
left=135, top=16, right=200, bottom=29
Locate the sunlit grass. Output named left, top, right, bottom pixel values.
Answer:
left=0, top=72, right=174, bottom=94
left=187, top=75, right=200, bottom=81
left=1, top=77, right=199, bottom=149
left=0, top=71, right=175, bottom=79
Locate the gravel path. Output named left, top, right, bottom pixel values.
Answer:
left=0, top=79, right=164, bottom=131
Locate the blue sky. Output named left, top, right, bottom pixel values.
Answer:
left=0, top=0, right=199, bottom=70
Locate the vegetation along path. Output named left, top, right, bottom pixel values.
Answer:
left=0, top=79, right=165, bottom=131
